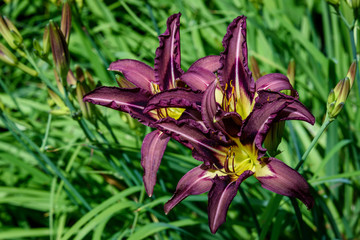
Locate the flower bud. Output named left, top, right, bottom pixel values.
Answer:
left=49, top=20, right=70, bottom=81
left=61, top=2, right=72, bottom=44
left=76, top=82, right=90, bottom=119
left=250, top=56, right=261, bottom=81
left=43, top=24, right=50, bottom=56
left=33, top=38, right=43, bottom=57
left=327, top=62, right=356, bottom=119
left=0, top=16, right=23, bottom=49
left=0, top=42, right=17, bottom=66
left=67, top=70, right=77, bottom=86
left=264, top=120, right=285, bottom=156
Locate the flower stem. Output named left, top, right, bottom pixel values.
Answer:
left=295, top=116, right=332, bottom=171
left=16, top=62, right=38, bottom=76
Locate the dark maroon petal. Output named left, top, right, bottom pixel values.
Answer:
left=208, top=171, right=253, bottom=234
left=141, top=130, right=170, bottom=197
left=144, top=88, right=203, bottom=113
left=188, top=55, right=221, bottom=72
left=154, top=13, right=183, bottom=90
left=108, top=59, right=155, bottom=93
left=154, top=118, right=229, bottom=166
left=201, top=80, right=224, bottom=130
left=83, top=86, right=153, bottom=125
left=164, top=165, right=214, bottom=214
left=180, top=67, right=217, bottom=91
left=240, top=90, right=314, bottom=155
left=178, top=109, right=202, bottom=121
left=255, top=73, right=298, bottom=98
left=215, top=111, right=242, bottom=137
left=256, top=158, right=314, bottom=209
left=218, top=16, right=254, bottom=102
left=277, top=101, right=315, bottom=124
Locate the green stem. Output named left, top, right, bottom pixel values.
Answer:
left=16, top=62, right=38, bottom=76
left=295, top=116, right=332, bottom=171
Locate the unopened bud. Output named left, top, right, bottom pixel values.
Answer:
left=250, top=56, right=261, bottom=81
left=264, top=121, right=285, bottom=156
left=287, top=60, right=296, bottom=87
left=0, top=16, right=23, bottom=49
left=43, top=25, right=50, bottom=56
left=67, top=70, right=77, bottom=86
left=0, top=42, right=17, bottom=66
left=61, top=2, right=72, bottom=44
left=49, top=20, right=70, bottom=81
left=327, top=62, right=356, bottom=119
left=76, top=82, right=89, bottom=119
left=75, top=66, right=85, bottom=83
left=33, top=38, right=43, bottom=57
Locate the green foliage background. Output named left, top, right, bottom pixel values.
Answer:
left=0, top=0, right=359, bottom=239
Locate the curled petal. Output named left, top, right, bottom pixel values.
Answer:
left=164, top=165, right=214, bottom=214
left=188, top=55, right=221, bottom=72
left=141, top=130, right=170, bottom=197
left=144, top=88, right=203, bottom=113
left=240, top=91, right=290, bottom=154
left=255, top=158, right=314, bottom=209
left=255, top=73, right=298, bottom=98
left=277, top=101, right=315, bottom=124
left=218, top=16, right=254, bottom=106
left=241, top=90, right=314, bottom=155
left=208, top=171, right=253, bottom=234
left=83, top=86, right=153, bottom=125
left=155, top=118, right=229, bottom=166
left=201, top=80, right=224, bottom=131
left=180, top=67, right=217, bottom=91
left=154, top=13, right=183, bottom=90
left=108, top=59, right=155, bottom=93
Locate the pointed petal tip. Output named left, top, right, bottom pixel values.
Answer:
left=256, top=158, right=314, bottom=209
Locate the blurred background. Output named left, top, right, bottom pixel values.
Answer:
left=0, top=0, right=359, bottom=239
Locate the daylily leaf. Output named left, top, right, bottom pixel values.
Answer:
left=154, top=13, right=183, bottom=90
left=141, top=130, right=170, bottom=197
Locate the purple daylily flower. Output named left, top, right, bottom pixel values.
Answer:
left=153, top=16, right=315, bottom=233
left=83, top=13, right=221, bottom=196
